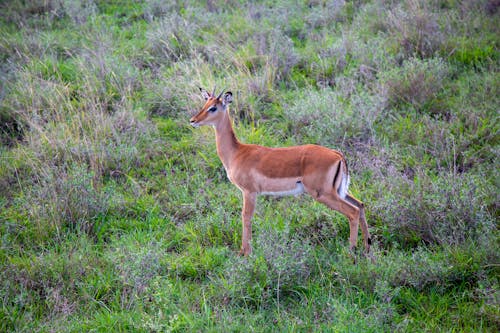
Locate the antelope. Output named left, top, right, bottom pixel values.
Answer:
left=190, top=87, right=372, bottom=257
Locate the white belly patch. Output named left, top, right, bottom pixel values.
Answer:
left=260, top=181, right=305, bottom=197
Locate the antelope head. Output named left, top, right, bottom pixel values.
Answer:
left=190, top=87, right=233, bottom=128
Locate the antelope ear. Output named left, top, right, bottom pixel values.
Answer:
left=222, top=91, right=233, bottom=106
left=199, top=87, right=210, bottom=100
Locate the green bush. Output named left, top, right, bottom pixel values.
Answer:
left=386, top=0, right=444, bottom=59
left=379, top=57, right=449, bottom=115
left=21, top=164, right=110, bottom=239
left=372, top=170, right=495, bottom=248
left=214, top=227, right=313, bottom=307
left=0, top=235, right=109, bottom=330
left=285, top=85, right=383, bottom=146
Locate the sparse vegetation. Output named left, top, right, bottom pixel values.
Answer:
left=1, top=0, right=498, bottom=331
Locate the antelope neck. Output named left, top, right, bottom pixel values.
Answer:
left=214, top=110, right=240, bottom=171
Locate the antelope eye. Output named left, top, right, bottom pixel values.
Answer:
left=208, top=106, right=217, bottom=112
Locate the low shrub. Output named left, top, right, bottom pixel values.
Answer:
left=105, top=239, right=165, bottom=310
left=0, top=236, right=107, bottom=329
left=371, top=170, right=495, bottom=248
left=386, top=0, right=443, bottom=59
left=143, top=0, right=177, bottom=22
left=379, top=57, right=449, bottom=115
left=285, top=85, right=384, bottom=147
left=2, top=54, right=156, bottom=178
left=0, top=0, right=97, bottom=27
left=214, top=227, right=313, bottom=307
left=22, top=163, right=110, bottom=238
left=254, top=28, right=299, bottom=82
left=145, top=5, right=220, bottom=64
left=141, top=58, right=208, bottom=117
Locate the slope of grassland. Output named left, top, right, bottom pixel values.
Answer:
left=0, top=0, right=498, bottom=331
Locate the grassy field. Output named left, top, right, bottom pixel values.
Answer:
left=0, top=0, right=498, bottom=331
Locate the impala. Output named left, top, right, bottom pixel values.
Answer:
left=190, top=87, right=372, bottom=257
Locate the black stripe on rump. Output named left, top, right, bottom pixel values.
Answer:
left=332, top=161, right=341, bottom=190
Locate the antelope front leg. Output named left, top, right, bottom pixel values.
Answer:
left=239, top=191, right=256, bottom=256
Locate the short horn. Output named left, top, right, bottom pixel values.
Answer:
left=217, top=87, right=226, bottom=100
left=212, top=85, right=216, bottom=97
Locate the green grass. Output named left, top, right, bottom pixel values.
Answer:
left=0, top=0, right=498, bottom=332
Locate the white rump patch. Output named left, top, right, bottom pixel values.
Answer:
left=338, top=174, right=350, bottom=199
